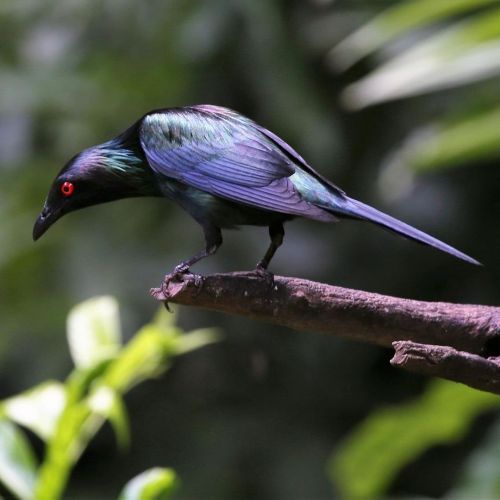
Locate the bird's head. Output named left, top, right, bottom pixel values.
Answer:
left=33, top=139, right=155, bottom=241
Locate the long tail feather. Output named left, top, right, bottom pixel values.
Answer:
left=335, top=197, right=480, bottom=265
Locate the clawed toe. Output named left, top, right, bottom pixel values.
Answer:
left=166, top=266, right=190, bottom=290
left=150, top=264, right=204, bottom=302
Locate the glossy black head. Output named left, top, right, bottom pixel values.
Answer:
left=33, top=137, right=156, bottom=241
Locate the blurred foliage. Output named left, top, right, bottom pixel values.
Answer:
left=336, top=3, right=500, bottom=107
left=0, top=0, right=499, bottom=498
left=325, top=4, right=500, bottom=497
left=0, top=296, right=217, bottom=499
left=329, top=380, right=500, bottom=498
left=0, top=420, right=37, bottom=499
left=448, top=418, right=500, bottom=498
left=386, top=107, right=500, bottom=173
left=327, top=0, right=498, bottom=71
left=119, top=467, right=179, bottom=500
left=327, top=0, right=500, bottom=200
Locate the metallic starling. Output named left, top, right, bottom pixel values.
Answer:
left=33, top=104, right=480, bottom=285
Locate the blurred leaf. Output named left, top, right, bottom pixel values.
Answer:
left=446, top=421, right=500, bottom=499
left=377, top=105, right=500, bottom=201
left=100, top=325, right=177, bottom=394
left=328, top=0, right=496, bottom=70
left=67, top=296, right=122, bottom=369
left=2, top=381, right=66, bottom=441
left=341, top=7, right=500, bottom=108
left=448, top=417, right=500, bottom=498
left=34, top=301, right=218, bottom=500
left=173, top=327, right=221, bottom=355
left=387, top=107, right=500, bottom=172
left=35, top=375, right=95, bottom=500
left=87, top=386, right=130, bottom=450
left=102, top=307, right=218, bottom=393
left=34, top=366, right=130, bottom=499
left=152, top=305, right=178, bottom=331
left=329, top=380, right=500, bottom=499
left=119, top=468, right=179, bottom=500
left=0, top=419, right=37, bottom=500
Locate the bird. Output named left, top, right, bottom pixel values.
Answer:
left=33, top=104, right=480, bottom=292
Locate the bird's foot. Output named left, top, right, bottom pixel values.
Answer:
left=250, top=263, right=275, bottom=287
left=150, top=263, right=203, bottom=304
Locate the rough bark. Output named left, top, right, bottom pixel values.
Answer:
left=151, top=272, right=500, bottom=394
left=391, top=341, right=500, bottom=394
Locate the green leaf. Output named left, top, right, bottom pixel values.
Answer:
left=102, top=308, right=218, bottom=393
left=341, top=7, right=500, bottom=108
left=152, top=304, right=178, bottom=331
left=1, top=381, right=66, bottom=441
left=101, top=324, right=177, bottom=393
left=387, top=107, right=500, bottom=172
left=173, top=328, right=221, bottom=355
left=448, top=417, right=500, bottom=498
left=377, top=106, right=500, bottom=200
left=67, top=296, right=122, bottom=369
left=34, top=301, right=217, bottom=500
left=328, top=380, right=500, bottom=499
left=328, top=0, right=496, bottom=70
left=87, top=386, right=130, bottom=450
left=0, top=419, right=37, bottom=500
left=35, top=397, right=93, bottom=500
left=119, top=468, right=179, bottom=500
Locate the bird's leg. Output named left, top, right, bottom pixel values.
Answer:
left=151, top=225, right=222, bottom=300
left=254, top=223, right=284, bottom=283
left=169, top=225, right=222, bottom=279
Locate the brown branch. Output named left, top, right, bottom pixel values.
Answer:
left=391, top=341, right=500, bottom=394
left=151, top=272, right=500, bottom=394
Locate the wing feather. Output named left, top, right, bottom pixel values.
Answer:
left=140, top=108, right=335, bottom=221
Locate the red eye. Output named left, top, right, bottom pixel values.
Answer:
left=61, top=181, right=74, bottom=197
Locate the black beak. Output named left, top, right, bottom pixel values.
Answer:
left=33, top=207, right=61, bottom=241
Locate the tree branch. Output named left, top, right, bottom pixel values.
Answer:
left=391, top=341, right=500, bottom=394
left=151, top=272, right=500, bottom=394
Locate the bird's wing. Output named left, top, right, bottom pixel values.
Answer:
left=254, top=125, right=346, bottom=197
left=139, top=108, right=334, bottom=220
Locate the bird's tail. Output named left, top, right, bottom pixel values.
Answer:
left=333, top=196, right=480, bottom=265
